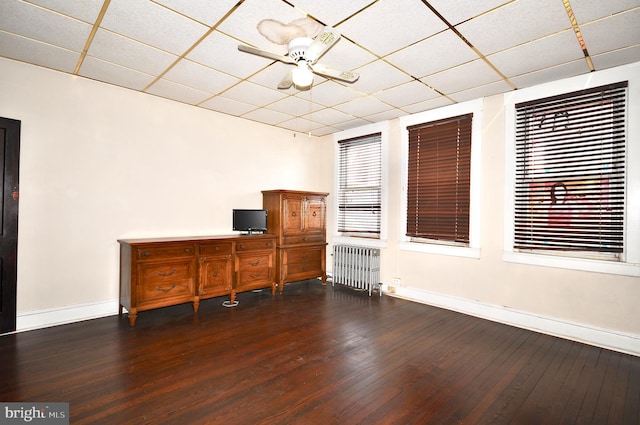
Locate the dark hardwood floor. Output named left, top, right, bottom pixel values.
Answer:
left=1, top=280, right=638, bottom=424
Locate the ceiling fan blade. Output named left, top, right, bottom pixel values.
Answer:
left=305, top=27, right=340, bottom=64
left=311, top=63, right=359, bottom=83
left=277, top=70, right=294, bottom=90
left=237, top=44, right=295, bottom=65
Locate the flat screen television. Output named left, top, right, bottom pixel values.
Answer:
left=233, top=209, right=267, bottom=235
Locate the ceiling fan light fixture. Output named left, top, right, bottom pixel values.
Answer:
left=292, top=61, right=314, bottom=88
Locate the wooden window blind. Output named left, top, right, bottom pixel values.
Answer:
left=407, top=114, right=472, bottom=244
left=337, top=132, right=382, bottom=237
left=514, top=81, right=627, bottom=254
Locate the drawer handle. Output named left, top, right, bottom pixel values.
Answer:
left=248, top=273, right=263, bottom=279
left=157, top=284, right=176, bottom=292
left=312, top=211, right=317, bottom=217
left=157, top=269, right=177, bottom=277
left=143, top=251, right=151, bottom=257
left=292, top=211, right=297, bottom=217
left=185, top=248, right=191, bottom=253
left=302, top=255, right=309, bottom=259
left=249, top=259, right=262, bottom=266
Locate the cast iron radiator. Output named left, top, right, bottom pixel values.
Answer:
left=332, top=244, right=381, bottom=296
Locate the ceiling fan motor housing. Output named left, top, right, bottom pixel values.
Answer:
left=287, top=37, right=313, bottom=62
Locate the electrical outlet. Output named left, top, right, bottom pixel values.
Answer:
left=392, top=277, right=401, bottom=285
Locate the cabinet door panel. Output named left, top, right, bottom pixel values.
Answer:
left=283, top=197, right=303, bottom=235
left=236, top=252, right=274, bottom=290
left=199, top=255, right=232, bottom=298
left=304, top=198, right=326, bottom=232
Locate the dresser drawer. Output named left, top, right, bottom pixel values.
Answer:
left=136, top=243, right=195, bottom=260
left=136, top=260, right=195, bottom=305
left=286, top=248, right=323, bottom=265
left=236, top=239, right=275, bottom=252
left=198, top=242, right=232, bottom=256
left=282, top=234, right=325, bottom=245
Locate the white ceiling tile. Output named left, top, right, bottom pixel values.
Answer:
left=331, top=118, right=374, bottom=131
left=571, top=0, right=640, bottom=23
left=163, top=59, right=240, bottom=95
left=337, top=0, right=447, bottom=56
left=364, top=108, right=406, bottom=123
left=0, top=1, right=91, bottom=52
left=301, top=108, right=355, bottom=126
left=146, top=79, right=213, bottom=105
left=200, top=96, right=257, bottom=116
left=154, top=0, right=240, bottom=26
left=266, top=96, right=325, bottom=116
left=591, top=45, right=640, bottom=71
left=488, top=30, right=584, bottom=79
left=87, top=29, right=178, bottom=75
left=401, top=96, right=455, bottom=115
left=374, top=80, right=439, bottom=108
left=350, top=59, right=412, bottom=94
left=100, top=0, right=209, bottom=55
left=509, top=60, right=589, bottom=89
left=299, top=81, right=362, bottom=107
left=79, top=56, right=155, bottom=91
left=220, top=81, right=288, bottom=107
left=242, top=108, right=293, bottom=125
left=333, top=96, right=393, bottom=116
left=386, top=29, right=478, bottom=79
left=23, top=0, right=105, bottom=23
left=287, top=0, right=376, bottom=26
left=581, top=9, right=640, bottom=56
left=448, top=80, right=513, bottom=103
left=422, top=59, right=502, bottom=94
left=189, top=32, right=269, bottom=79
left=278, top=116, right=324, bottom=133
left=0, top=31, right=79, bottom=73
left=457, top=0, right=571, bottom=55
left=427, top=0, right=512, bottom=25
left=313, top=38, right=377, bottom=76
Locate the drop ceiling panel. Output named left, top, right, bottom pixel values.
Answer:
left=0, top=32, right=79, bottom=73
left=337, top=0, right=447, bottom=56
left=299, top=81, right=363, bottom=108
left=488, top=30, right=585, bottom=79
left=350, top=59, right=413, bottom=94
left=301, top=107, right=355, bottom=126
left=0, top=1, right=92, bottom=52
left=333, top=96, right=394, bottom=117
left=242, top=107, right=294, bottom=126
left=86, top=29, right=178, bottom=76
left=509, top=60, right=587, bottom=89
left=427, top=0, right=512, bottom=25
left=422, top=59, right=501, bottom=95
left=200, top=96, right=256, bottom=116
left=79, top=56, right=155, bottom=91
left=287, top=0, right=376, bottom=26
left=571, top=0, right=640, bottom=23
left=265, top=96, right=325, bottom=116
left=22, top=0, right=105, bottom=23
left=220, top=81, right=288, bottom=107
left=580, top=10, right=640, bottom=56
left=386, top=29, right=478, bottom=79
left=100, top=0, right=209, bottom=55
left=592, top=45, right=640, bottom=70
left=154, top=0, right=241, bottom=27
left=448, top=80, right=513, bottom=103
left=187, top=32, right=268, bottom=79
left=163, top=59, right=239, bottom=95
left=457, top=0, right=571, bottom=55
left=374, top=81, right=440, bottom=108
left=146, top=79, right=213, bottom=105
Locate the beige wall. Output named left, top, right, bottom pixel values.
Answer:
left=0, top=57, right=330, bottom=314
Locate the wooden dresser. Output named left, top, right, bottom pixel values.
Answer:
left=262, top=190, right=328, bottom=292
left=118, top=234, right=276, bottom=325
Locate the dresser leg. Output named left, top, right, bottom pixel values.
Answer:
left=193, top=297, right=200, bottom=312
left=128, top=310, right=137, bottom=326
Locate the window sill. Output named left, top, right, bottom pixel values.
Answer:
left=400, top=241, right=480, bottom=259
left=503, top=251, right=640, bottom=277
left=333, top=236, right=387, bottom=249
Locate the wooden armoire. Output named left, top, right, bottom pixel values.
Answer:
left=262, top=190, right=328, bottom=292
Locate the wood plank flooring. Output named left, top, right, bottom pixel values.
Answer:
left=0, top=280, right=638, bottom=424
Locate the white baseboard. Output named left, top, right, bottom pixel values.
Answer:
left=384, top=284, right=640, bottom=357
left=15, top=299, right=120, bottom=333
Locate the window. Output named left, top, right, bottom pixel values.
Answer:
left=504, top=62, right=640, bottom=276
left=406, top=114, right=472, bottom=244
left=513, top=82, right=627, bottom=257
left=337, top=132, right=382, bottom=238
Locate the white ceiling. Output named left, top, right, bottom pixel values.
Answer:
left=1, top=0, right=639, bottom=136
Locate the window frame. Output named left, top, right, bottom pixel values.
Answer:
left=503, top=63, right=640, bottom=277
left=333, top=122, right=388, bottom=248
left=399, top=99, right=483, bottom=258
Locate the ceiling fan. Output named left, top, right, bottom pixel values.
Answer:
left=237, top=22, right=360, bottom=90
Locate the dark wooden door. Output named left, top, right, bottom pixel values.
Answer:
left=0, top=117, right=20, bottom=334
